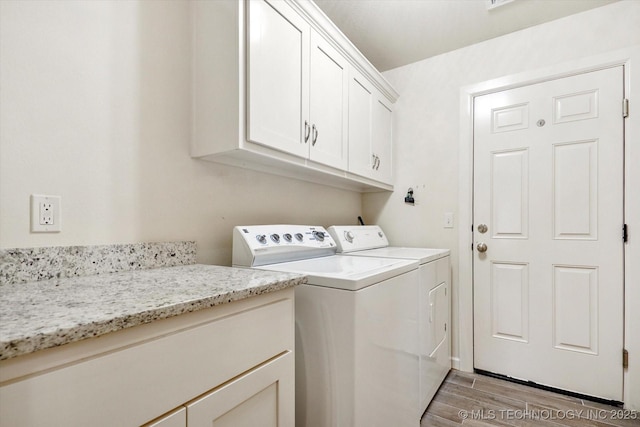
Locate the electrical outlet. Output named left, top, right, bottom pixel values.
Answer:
left=31, top=194, right=61, bottom=232
left=40, top=202, right=54, bottom=224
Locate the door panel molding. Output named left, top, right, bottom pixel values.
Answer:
left=552, top=264, right=598, bottom=355
left=553, top=90, right=599, bottom=124
left=492, top=103, right=530, bottom=133
left=552, top=139, right=598, bottom=240
left=490, top=148, right=529, bottom=239
left=490, top=261, right=529, bottom=343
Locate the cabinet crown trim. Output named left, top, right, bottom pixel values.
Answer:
left=288, top=0, right=399, bottom=103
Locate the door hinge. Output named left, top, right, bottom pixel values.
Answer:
left=623, top=349, right=629, bottom=369
left=623, top=98, right=629, bottom=118
left=623, top=224, right=628, bottom=243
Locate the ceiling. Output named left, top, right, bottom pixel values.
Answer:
left=313, top=0, right=619, bottom=71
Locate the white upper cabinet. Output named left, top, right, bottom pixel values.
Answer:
left=348, top=68, right=393, bottom=183
left=348, top=69, right=374, bottom=178
left=247, top=0, right=309, bottom=158
left=308, top=31, right=349, bottom=170
left=192, top=0, right=398, bottom=192
left=372, top=97, right=393, bottom=183
left=248, top=0, right=348, bottom=170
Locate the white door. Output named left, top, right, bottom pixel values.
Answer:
left=473, top=67, right=624, bottom=401
left=308, top=30, right=348, bottom=169
left=247, top=0, right=309, bottom=157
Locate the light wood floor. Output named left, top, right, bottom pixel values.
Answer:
left=421, top=370, right=640, bottom=426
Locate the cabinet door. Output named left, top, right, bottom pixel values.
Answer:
left=372, top=96, right=393, bottom=184
left=247, top=0, right=309, bottom=158
left=308, top=31, right=348, bottom=169
left=144, top=408, right=186, bottom=427
left=347, top=68, right=374, bottom=178
left=187, top=352, right=294, bottom=427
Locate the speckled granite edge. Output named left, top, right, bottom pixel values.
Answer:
left=0, top=264, right=305, bottom=360
left=0, top=241, right=196, bottom=286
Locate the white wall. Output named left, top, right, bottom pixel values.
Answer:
left=0, top=0, right=361, bottom=264
left=363, top=0, right=640, bottom=409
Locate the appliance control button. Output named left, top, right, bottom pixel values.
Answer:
left=270, top=234, right=280, bottom=243
left=345, top=231, right=355, bottom=243
left=256, top=235, right=267, bottom=244
left=283, top=233, right=292, bottom=242
left=295, top=233, right=304, bottom=242
left=378, top=231, right=384, bottom=238
left=313, top=231, right=325, bottom=242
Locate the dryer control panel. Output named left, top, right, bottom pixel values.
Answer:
left=232, top=225, right=336, bottom=267
left=328, top=225, right=389, bottom=253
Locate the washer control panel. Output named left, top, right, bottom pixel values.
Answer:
left=327, top=225, right=389, bottom=253
left=232, top=225, right=336, bottom=267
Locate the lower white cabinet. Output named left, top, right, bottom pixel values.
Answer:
left=146, top=352, right=293, bottom=427
left=0, top=289, right=295, bottom=427
left=187, top=353, right=293, bottom=427
left=146, top=408, right=187, bottom=427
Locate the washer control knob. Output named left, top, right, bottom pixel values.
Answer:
left=295, top=233, right=304, bottom=242
left=283, top=233, right=292, bottom=243
left=313, top=231, right=325, bottom=242
left=378, top=231, right=384, bottom=238
left=270, top=234, right=280, bottom=243
left=256, top=235, right=267, bottom=244
left=344, top=231, right=355, bottom=243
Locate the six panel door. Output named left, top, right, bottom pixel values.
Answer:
left=473, top=66, right=624, bottom=401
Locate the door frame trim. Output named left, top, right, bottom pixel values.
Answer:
left=457, top=46, right=640, bottom=409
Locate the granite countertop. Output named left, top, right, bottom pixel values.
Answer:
left=0, top=264, right=306, bottom=361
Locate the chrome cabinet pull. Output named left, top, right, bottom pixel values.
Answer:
left=312, top=124, right=318, bottom=145
left=371, top=155, right=380, bottom=170
left=304, top=120, right=310, bottom=143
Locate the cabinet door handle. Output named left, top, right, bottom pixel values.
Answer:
left=312, top=124, right=318, bottom=145
left=372, top=154, right=380, bottom=170
left=304, top=121, right=310, bottom=143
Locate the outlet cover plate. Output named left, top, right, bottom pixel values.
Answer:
left=444, top=212, right=454, bottom=229
left=31, top=194, right=61, bottom=233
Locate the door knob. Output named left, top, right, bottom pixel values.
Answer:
left=477, top=224, right=488, bottom=234
left=477, top=242, right=488, bottom=253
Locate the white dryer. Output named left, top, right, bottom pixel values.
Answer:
left=232, top=225, right=421, bottom=427
left=328, top=225, right=451, bottom=414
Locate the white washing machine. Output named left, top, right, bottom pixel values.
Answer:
left=328, top=225, right=451, bottom=415
left=232, top=225, right=421, bottom=427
